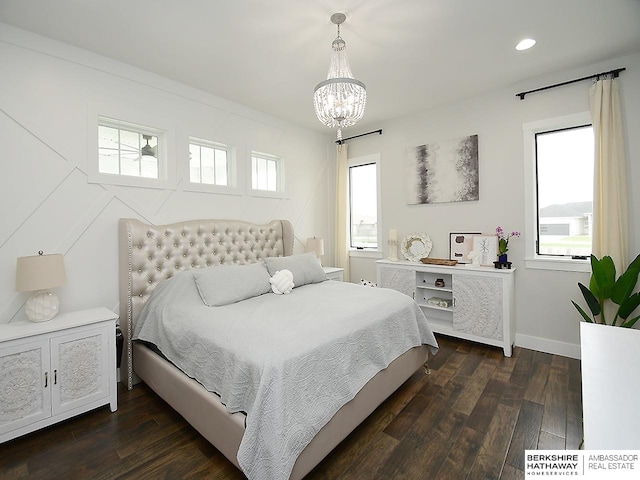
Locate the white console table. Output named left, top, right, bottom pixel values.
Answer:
left=580, top=322, right=640, bottom=449
left=377, top=260, right=516, bottom=356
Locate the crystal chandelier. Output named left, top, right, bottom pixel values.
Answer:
left=313, top=13, right=367, bottom=141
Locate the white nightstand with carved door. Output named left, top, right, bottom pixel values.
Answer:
left=0, top=307, right=118, bottom=443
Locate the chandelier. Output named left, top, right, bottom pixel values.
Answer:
left=313, top=13, right=367, bottom=141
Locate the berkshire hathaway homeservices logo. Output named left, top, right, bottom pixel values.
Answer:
left=525, top=451, right=640, bottom=479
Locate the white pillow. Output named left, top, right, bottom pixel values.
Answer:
left=192, top=263, right=271, bottom=306
left=270, top=269, right=294, bottom=295
left=264, top=252, right=326, bottom=288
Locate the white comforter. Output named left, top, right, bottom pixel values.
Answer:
left=133, top=270, right=438, bottom=480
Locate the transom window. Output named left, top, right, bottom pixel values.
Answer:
left=535, top=125, right=594, bottom=258
left=98, top=120, right=159, bottom=179
left=251, top=152, right=282, bottom=193
left=189, top=139, right=229, bottom=186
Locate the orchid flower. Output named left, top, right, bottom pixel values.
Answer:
left=496, top=226, right=520, bottom=254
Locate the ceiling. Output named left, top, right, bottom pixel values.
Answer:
left=1, top=0, right=639, bottom=135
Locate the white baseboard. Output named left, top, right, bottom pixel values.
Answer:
left=515, top=334, right=581, bottom=359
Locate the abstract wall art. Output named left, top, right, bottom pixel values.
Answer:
left=406, top=134, right=479, bottom=204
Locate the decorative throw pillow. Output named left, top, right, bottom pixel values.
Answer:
left=360, top=278, right=378, bottom=287
left=264, top=252, right=326, bottom=288
left=269, top=269, right=295, bottom=295
left=192, top=262, right=271, bottom=306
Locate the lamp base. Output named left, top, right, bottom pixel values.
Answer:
left=25, top=290, right=60, bottom=322
left=388, top=239, right=399, bottom=262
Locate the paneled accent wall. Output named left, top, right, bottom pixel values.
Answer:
left=0, top=24, right=333, bottom=324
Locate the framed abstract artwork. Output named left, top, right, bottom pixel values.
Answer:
left=449, top=232, right=481, bottom=263
left=406, top=134, right=479, bottom=205
left=472, top=235, right=498, bottom=266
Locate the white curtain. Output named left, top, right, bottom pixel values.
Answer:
left=336, top=143, right=350, bottom=281
left=589, top=77, right=629, bottom=272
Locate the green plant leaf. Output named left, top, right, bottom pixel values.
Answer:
left=628, top=253, right=640, bottom=271
left=590, top=255, right=615, bottom=300
left=578, top=282, right=601, bottom=317
left=612, top=267, right=640, bottom=305
left=572, top=300, right=594, bottom=323
left=618, top=292, right=640, bottom=320
left=621, top=314, right=640, bottom=328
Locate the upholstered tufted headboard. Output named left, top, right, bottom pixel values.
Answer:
left=119, top=218, right=294, bottom=389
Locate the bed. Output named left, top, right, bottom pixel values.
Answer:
left=119, top=218, right=438, bottom=480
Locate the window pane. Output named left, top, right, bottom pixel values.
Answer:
left=349, top=163, right=377, bottom=248
left=536, top=125, right=593, bottom=256
left=251, top=157, right=258, bottom=190
left=120, top=150, right=139, bottom=177
left=140, top=156, right=158, bottom=178
left=200, top=146, right=215, bottom=184
left=257, top=157, right=268, bottom=190
left=266, top=158, right=277, bottom=191
left=189, top=144, right=201, bottom=183
left=139, top=134, right=158, bottom=179
left=98, top=125, right=120, bottom=174
left=98, top=152, right=119, bottom=174
left=119, top=130, right=140, bottom=158
left=214, top=149, right=228, bottom=185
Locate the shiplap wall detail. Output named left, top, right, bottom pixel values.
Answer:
left=0, top=24, right=333, bottom=324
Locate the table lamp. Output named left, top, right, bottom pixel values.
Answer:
left=16, top=251, right=67, bottom=322
left=305, top=237, right=325, bottom=265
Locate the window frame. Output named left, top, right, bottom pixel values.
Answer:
left=348, top=153, right=382, bottom=257
left=97, top=121, right=160, bottom=179
left=249, top=150, right=285, bottom=198
left=88, top=105, right=175, bottom=189
left=523, top=112, right=591, bottom=272
left=184, top=137, right=240, bottom=195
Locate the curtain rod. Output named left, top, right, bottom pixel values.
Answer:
left=335, top=129, right=383, bottom=145
left=516, top=67, right=626, bottom=100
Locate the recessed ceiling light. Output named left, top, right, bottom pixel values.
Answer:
left=516, top=38, right=536, bottom=51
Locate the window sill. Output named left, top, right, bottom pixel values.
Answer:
left=87, top=172, right=173, bottom=190
left=183, top=184, right=243, bottom=196
left=525, top=256, right=590, bottom=273
left=248, top=189, right=288, bottom=200
left=349, top=249, right=383, bottom=259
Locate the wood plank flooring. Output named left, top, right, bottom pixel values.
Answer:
left=0, top=335, right=583, bottom=479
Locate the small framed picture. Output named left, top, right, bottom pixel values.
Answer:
left=472, top=235, right=498, bottom=266
left=449, top=232, right=481, bottom=263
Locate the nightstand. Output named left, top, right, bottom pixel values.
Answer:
left=323, top=266, right=344, bottom=282
left=0, top=307, right=118, bottom=443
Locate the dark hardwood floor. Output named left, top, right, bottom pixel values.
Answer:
left=0, top=335, right=583, bottom=479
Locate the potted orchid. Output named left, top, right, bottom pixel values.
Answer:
left=495, top=226, right=520, bottom=263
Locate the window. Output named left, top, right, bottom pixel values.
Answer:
left=98, top=121, right=159, bottom=179
left=251, top=151, right=283, bottom=194
left=349, top=161, right=378, bottom=249
left=89, top=107, right=172, bottom=189
left=536, top=125, right=594, bottom=257
left=189, top=139, right=230, bottom=186
left=523, top=112, right=593, bottom=272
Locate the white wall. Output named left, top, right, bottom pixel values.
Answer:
left=2, top=22, right=638, bottom=358
left=347, top=52, right=640, bottom=358
left=0, top=24, right=334, bottom=324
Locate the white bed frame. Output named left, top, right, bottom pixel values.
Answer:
left=119, top=218, right=428, bottom=479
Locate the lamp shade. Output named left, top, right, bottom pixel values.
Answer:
left=305, top=237, right=325, bottom=258
left=16, top=253, right=67, bottom=292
